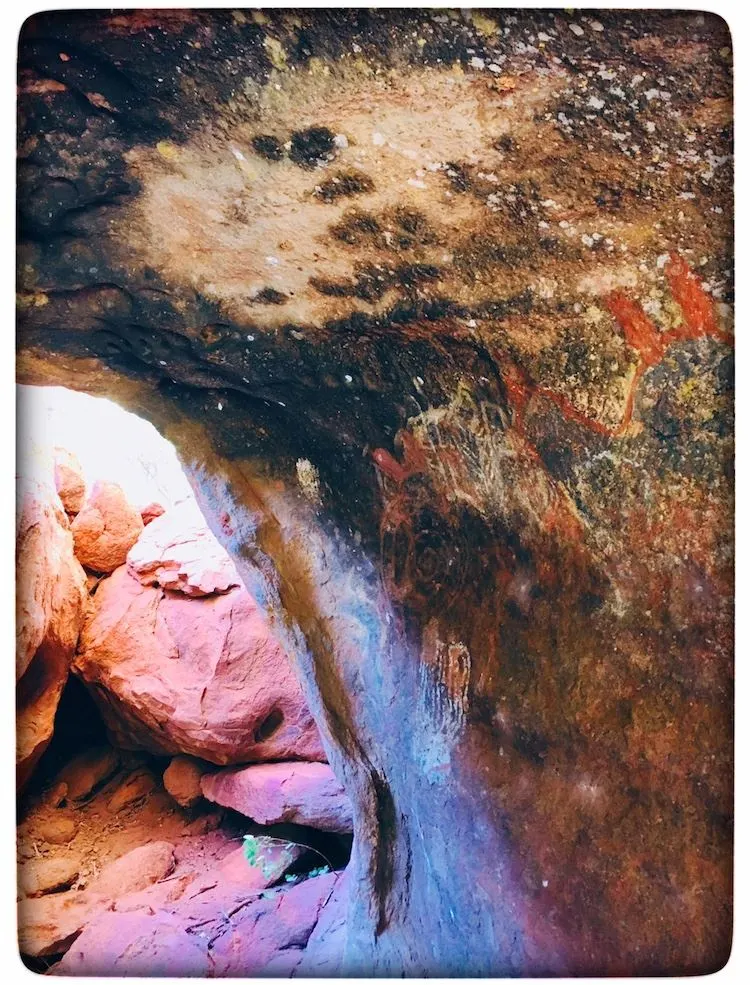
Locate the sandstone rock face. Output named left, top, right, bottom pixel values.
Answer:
left=127, top=498, right=240, bottom=596
left=18, top=891, right=93, bottom=958
left=202, top=762, right=353, bottom=834
left=17, top=8, right=733, bottom=978
left=296, top=866, right=351, bottom=976
left=53, top=869, right=343, bottom=977
left=71, top=480, right=144, bottom=573
left=88, top=842, right=175, bottom=898
left=74, top=565, right=325, bottom=765
left=163, top=756, right=210, bottom=808
left=16, top=476, right=88, bottom=787
left=53, top=447, right=86, bottom=516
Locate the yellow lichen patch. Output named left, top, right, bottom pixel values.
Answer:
left=17, top=292, right=49, bottom=309
left=156, top=140, right=180, bottom=161
left=466, top=11, right=499, bottom=38
left=264, top=36, right=287, bottom=71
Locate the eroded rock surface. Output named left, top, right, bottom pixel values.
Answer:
left=75, top=565, right=326, bottom=764
left=127, top=497, right=241, bottom=596
left=16, top=475, right=88, bottom=788
left=71, top=480, right=144, bottom=573
left=52, top=447, right=86, bottom=516
left=17, top=8, right=733, bottom=977
left=202, top=761, right=353, bottom=834
left=163, top=755, right=211, bottom=808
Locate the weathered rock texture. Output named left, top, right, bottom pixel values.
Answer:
left=202, top=761, right=353, bottom=833
left=53, top=447, right=86, bottom=516
left=71, top=480, right=144, bottom=572
left=162, top=755, right=210, bottom=808
left=75, top=564, right=326, bottom=764
left=127, top=497, right=241, bottom=596
left=17, top=740, right=343, bottom=975
left=17, top=9, right=733, bottom=976
left=16, top=476, right=88, bottom=788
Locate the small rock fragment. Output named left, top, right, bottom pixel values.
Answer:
left=19, top=857, right=80, bottom=898
left=35, top=816, right=78, bottom=846
left=106, top=770, right=156, bottom=813
left=163, top=755, right=209, bottom=808
left=58, top=746, right=119, bottom=801
left=88, top=841, right=175, bottom=898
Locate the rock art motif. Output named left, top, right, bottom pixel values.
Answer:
left=74, top=565, right=326, bottom=764
left=140, top=501, right=166, bottom=525
left=17, top=8, right=733, bottom=977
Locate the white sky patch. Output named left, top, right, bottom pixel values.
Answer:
left=18, top=385, right=194, bottom=509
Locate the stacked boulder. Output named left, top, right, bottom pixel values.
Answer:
left=17, top=446, right=351, bottom=974
left=74, top=498, right=326, bottom=765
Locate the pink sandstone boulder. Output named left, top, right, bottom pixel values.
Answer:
left=201, top=761, right=352, bottom=834
left=52, top=868, right=343, bottom=977
left=16, top=476, right=88, bottom=788
left=74, top=565, right=326, bottom=765
left=71, top=480, right=143, bottom=573
left=52, top=447, right=85, bottom=516
left=87, top=842, right=175, bottom=898
left=208, top=870, right=343, bottom=977
left=127, top=498, right=240, bottom=596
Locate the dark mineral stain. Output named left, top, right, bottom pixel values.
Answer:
left=251, top=134, right=284, bottom=161
left=289, top=125, right=336, bottom=168
left=330, top=209, right=382, bottom=245
left=253, top=287, right=288, bottom=305
left=393, top=207, right=435, bottom=244
left=311, top=263, right=442, bottom=303
left=444, top=161, right=471, bottom=193
left=494, top=134, right=516, bottom=153
left=512, top=727, right=549, bottom=766
left=314, top=169, right=375, bottom=202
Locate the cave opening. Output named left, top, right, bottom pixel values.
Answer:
left=17, top=384, right=353, bottom=972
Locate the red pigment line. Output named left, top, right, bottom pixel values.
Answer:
left=605, top=292, right=666, bottom=367
left=664, top=252, right=733, bottom=346
left=372, top=447, right=412, bottom=483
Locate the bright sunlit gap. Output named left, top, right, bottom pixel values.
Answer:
left=17, top=385, right=193, bottom=509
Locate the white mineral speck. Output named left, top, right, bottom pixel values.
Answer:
left=372, top=132, right=385, bottom=146
left=569, top=23, right=584, bottom=36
